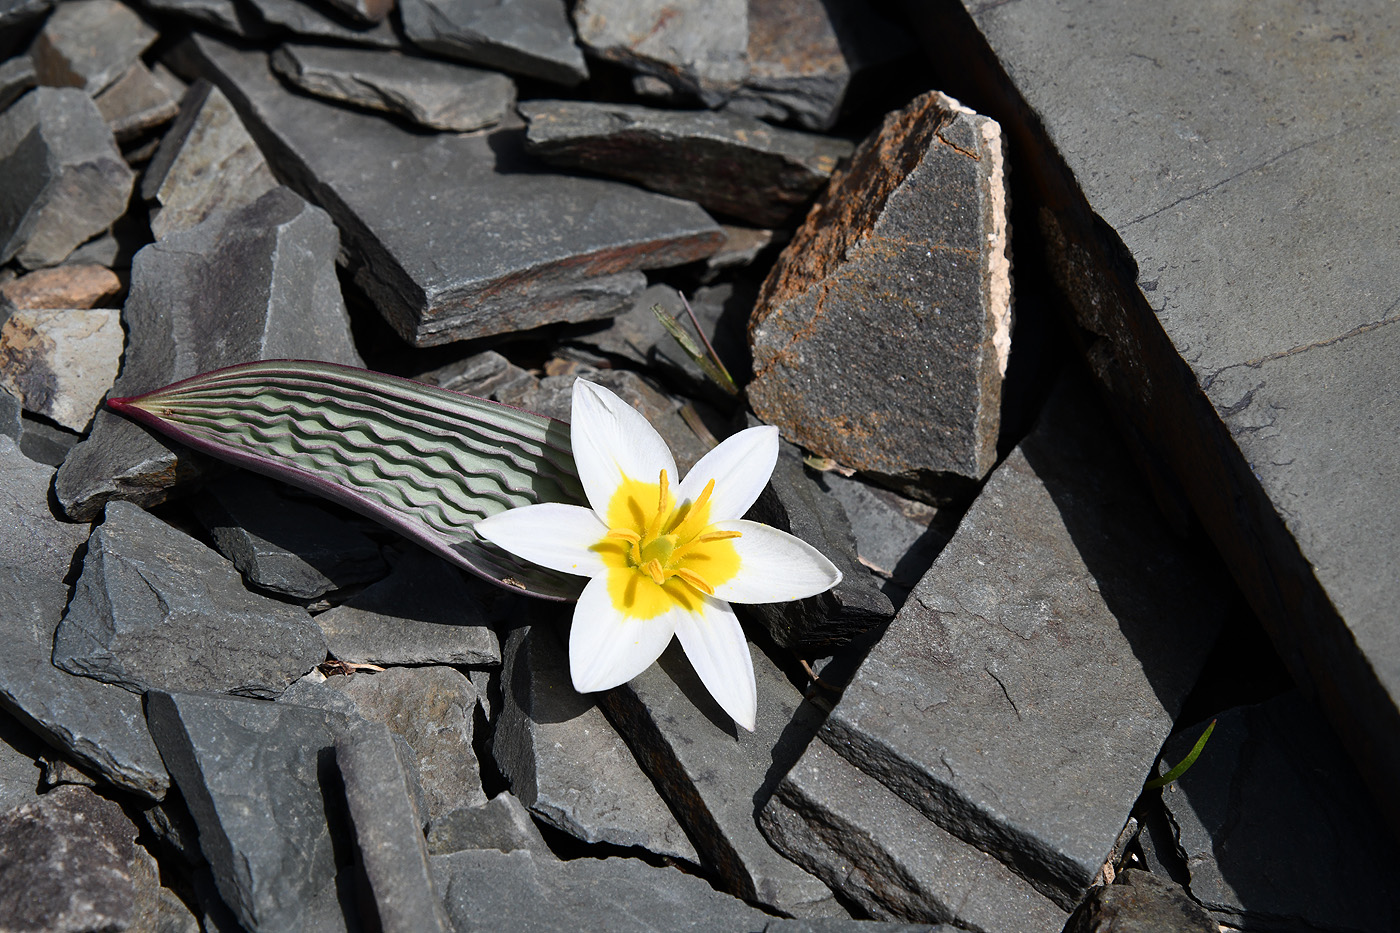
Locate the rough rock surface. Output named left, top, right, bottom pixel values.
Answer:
left=54, top=500, right=328, bottom=699
left=1062, top=869, right=1216, bottom=933
left=820, top=375, right=1227, bottom=908
left=29, top=0, right=157, bottom=94
left=94, top=60, right=180, bottom=142
left=398, top=0, right=587, bottom=86
left=572, top=0, right=747, bottom=106
left=173, top=33, right=723, bottom=346
left=0, top=87, right=136, bottom=269
left=142, top=80, right=279, bottom=240
left=520, top=100, right=852, bottom=227
left=494, top=622, right=698, bottom=862
left=0, top=263, right=122, bottom=310
left=748, top=91, right=1010, bottom=496
left=426, top=792, right=552, bottom=857
left=0, top=434, right=89, bottom=583
left=0, top=307, right=123, bottom=431
left=55, top=185, right=363, bottom=521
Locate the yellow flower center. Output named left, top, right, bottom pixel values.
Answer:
left=591, top=469, right=742, bottom=619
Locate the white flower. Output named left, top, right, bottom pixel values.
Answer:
left=474, top=379, right=842, bottom=731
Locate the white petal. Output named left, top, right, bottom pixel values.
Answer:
left=674, top=598, right=757, bottom=731
left=474, top=503, right=608, bottom=577
left=569, top=574, right=679, bottom=692
left=676, top=425, right=779, bottom=521
left=706, top=520, right=843, bottom=603
left=571, top=379, right=677, bottom=517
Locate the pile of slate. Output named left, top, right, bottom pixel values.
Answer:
left=0, top=0, right=1393, bottom=931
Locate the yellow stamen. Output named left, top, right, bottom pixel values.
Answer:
left=643, top=469, right=670, bottom=541
left=643, top=559, right=666, bottom=585
left=674, top=567, right=714, bottom=595
left=607, top=529, right=641, bottom=544
left=671, top=527, right=742, bottom=560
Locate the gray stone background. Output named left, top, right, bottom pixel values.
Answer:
left=0, top=0, right=1394, bottom=931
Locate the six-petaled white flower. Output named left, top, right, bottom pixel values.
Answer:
left=474, top=379, right=842, bottom=731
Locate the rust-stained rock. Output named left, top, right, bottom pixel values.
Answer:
left=747, top=91, right=1010, bottom=499
left=0, top=308, right=123, bottom=432
left=0, top=264, right=121, bottom=310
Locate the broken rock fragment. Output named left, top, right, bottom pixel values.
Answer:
left=271, top=44, right=516, bottom=133
left=0, top=87, right=136, bottom=269
left=0, top=307, right=123, bottom=431
left=0, top=263, right=121, bottom=310
left=521, top=100, right=851, bottom=227
left=29, top=0, right=157, bottom=95
left=748, top=91, right=1010, bottom=496
left=398, top=0, right=587, bottom=86
left=93, top=60, right=181, bottom=142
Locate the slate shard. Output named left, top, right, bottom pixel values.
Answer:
left=172, top=33, right=723, bottom=346
left=432, top=848, right=774, bottom=932
left=760, top=735, right=1066, bottom=932
left=0, top=784, right=146, bottom=933
left=0, top=87, right=136, bottom=269
left=55, top=184, right=362, bottom=522
left=54, top=500, right=329, bottom=699
left=193, top=472, right=388, bottom=600
left=245, top=0, right=400, bottom=47
left=0, top=307, right=124, bottom=432
left=0, top=433, right=88, bottom=583
left=94, top=60, right=181, bottom=143
left=819, top=374, right=1227, bottom=908
left=29, top=0, right=157, bottom=95
left=0, top=561, right=169, bottom=799
left=312, top=544, right=502, bottom=667
left=1159, top=691, right=1400, bottom=932
left=0, top=262, right=122, bottom=311
left=271, top=44, right=516, bottom=133
left=572, top=0, right=747, bottom=106
left=598, top=641, right=842, bottom=918
left=142, top=80, right=280, bottom=240
left=520, top=100, right=852, bottom=227
left=493, top=622, right=698, bottom=862
left=426, top=792, right=553, bottom=857
left=0, top=53, right=37, bottom=111
left=1062, top=868, right=1216, bottom=933
left=743, top=439, right=894, bottom=651
left=399, top=0, right=586, bottom=86
left=146, top=690, right=348, bottom=933
left=748, top=91, right=1010, bottom=497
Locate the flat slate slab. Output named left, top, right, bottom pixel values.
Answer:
left=599, top=641, right=841, bottom=918
left=0, top=307, right=123, bottom=432
left=820, top=374, right=1226, bottom=908
left=0, top=434, right=89, bottom=583
left=747, top=91, right=1010, bottom=496
left=398, top=0, right=587, bottom=86
left=1157, top=691, right=1400, bottom=932
left=493, top=621, right=698, bottom=862
left=29, top=0, right=157, bottom=95
left=926, top=0, right=1400, bottom=830
left=271, top=44, right=516, bottom=133
left=173, top=33, right=724, bottom=346
left=94, top=60, right=180, bottom=142
left=0, top=263, right=122, bottom=312
left=55, top=184, right=362, bottom=521
left=520, top=100, right=852, bottom=227
left=0, top=561, right=170, bottom=799
left=761, top=735, right=1066, bottom=932
left=431, top=848, right=773, bottom=932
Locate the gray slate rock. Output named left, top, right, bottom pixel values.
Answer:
left=55, top=184, right=362, bottom=521
left=0, top=306, right=124, bottom=432
left=413, top=349, right=534, bottom=399
left=54, top=500, right=328, bottom=699
left=432, top=848, right=773, bottom=932
left=0, top=434, right=88, bottom=583
left=93, top=60, right=180, bottom=143
left=321, top=665, right=488, bottom=820
left=29, top=0, right=157, bottom=95
left=573, top=0, right=747, bottom=106
left=426, top=792, right=552, bottom=857
left=748, top=91, right=1010, bottom=496
left=760, top=734, right=1066, bottom=932
left=146, top=690, right=349, bottom=933
left=1063, top=868, right=1216, bottom=933
left=312, top=544, right=502, bottom=666
left=0, top=784, right=146, bottom=932
left=0, top=561, right=169, bottom=799
left=0, top=714, right=44, bottom=816
left=142, top=80, right=279, bottom=240
left=398, top=0, right=586, bottom=86
left=322, top=0, right=391, bottom=24
left=817, top=471, right=947, bottom=598
left=726, top=0, right=913, bottom=131
left=0, top=87, right=136, bottom=269
left=194, top=472, right=388, bottom=600
left=493, top=622, right=698, bottom=862
left=0, top=261, right=122, bottom=311
left=246, top=0, right=400, bottom=47
left=138, top=0, right=255, bottom=35
left=933, top=0, right=1400, bottom=830
left=820, top=374, right=1228, bottom=909
left=0, top=53, right=36, bottom=111
left=520, top=100, right=852, bottom=227
left=272, top=43, right=516, bottom=133
left=1159, top=691, right=1400, bottom=932
left=337, top=719, right=452, bottom=933
left=764, top=921, right=961, bottom=933
left=744, top=439, right=894, bottom=651
left=599, top=641, right=841, bottom=917
left=172, top=33, right=723, bottom=346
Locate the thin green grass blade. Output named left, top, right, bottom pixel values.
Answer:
left=651, top=304, right=739, bottom=396
left=1145, top=719, right=1217, bottom=789
left=108, top=359, right=586, bottom=599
